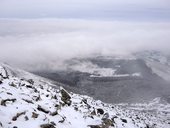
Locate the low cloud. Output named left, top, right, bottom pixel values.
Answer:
left=0, top=19, right=170, bottom=71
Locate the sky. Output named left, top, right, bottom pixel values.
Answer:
left=0, top=0, right=170, bottom=21
left=0, top=0, right=170, bottom=71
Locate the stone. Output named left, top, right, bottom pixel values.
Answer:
left=40, top=124, right=55, bottom=128
left=97, top=108, right=104, bottom=115
left=60, top=89, right=71, bottom=106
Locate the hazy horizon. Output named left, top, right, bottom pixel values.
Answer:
left=0, top=0, right=170, bottom=71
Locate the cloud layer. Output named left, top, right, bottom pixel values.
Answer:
left=0, top=19, right=170, bottom=71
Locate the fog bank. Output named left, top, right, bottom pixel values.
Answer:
left=0, top=19, right=170, bottom=71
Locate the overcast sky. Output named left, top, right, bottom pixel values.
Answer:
left=0, top=0, right=170, bottom=21
left=0, top=1, right=170, bottom=71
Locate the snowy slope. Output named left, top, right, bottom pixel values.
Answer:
left=0, top=64, right=170, bottom=128
left=135, top=51, right=170, bottom=82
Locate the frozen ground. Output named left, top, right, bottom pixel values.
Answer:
left=0, top=64, right=170, bottom=128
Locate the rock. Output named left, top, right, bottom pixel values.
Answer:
left=50, top=110, right=58, bottom=116
left=82, top=98, right=88, bottom=104
left=32, top=112, right=39, bottom=118
left=74, top=107, right=78, bottom=111
left=52, top=95, right=57, bottom=100
left=0, top=80, right=2, bottom=84
left=1, top=98, right=16, bottom=106
left=121, top=118, right=127, bottom=123
left=102, top=113, right=109, bottom=120
left=91, top=110, right=96, bottom=115
left=55, top=104, right=61, bottom=110
left=0, top=67, right=8, bottom=79
left=0, top=122, right=2, bottom=127
left=24, top=116, right=29, bottom=121
left=97, top=108, right=104, bottom=115
left=22, top=99, right=33, bottom=104
left=40, top=124, right=55, bottom=128
left=35, top=95, right=41, bottom=101
left=12, top=111, right=26, bottom=121
left=37, top=105, right=49, bottom=114
left=50, top=122, right=56, bottom=126
left=59, top=117, right=65, bottom=123
left=9, top=82, right=17, bottom=87
left=102, top=118, right=114, bottom=128
left=26, top=85, right=33, bottom=89
left=88, top=125, right=101, bottom=128
left=27, top=79, right=34, bottom=85
left=60, top=89, right=71, bottom=106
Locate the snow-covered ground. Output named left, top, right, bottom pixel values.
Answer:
left=68, top=61, right=142, bottom=78
left=135, top=51, right=170, bottom=82
left=0, top=64, right=170, bottom=128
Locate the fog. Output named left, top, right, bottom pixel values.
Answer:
left=0, top=19, right=170, bottom=71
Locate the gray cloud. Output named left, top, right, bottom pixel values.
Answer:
left=0, top=19, right=170, bottom=71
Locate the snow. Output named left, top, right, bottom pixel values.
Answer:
left=135, top=50, right=170, bottom=82
left=0, top=64, right=170, bottom=128
left=70, top=61, right=116, bottom=77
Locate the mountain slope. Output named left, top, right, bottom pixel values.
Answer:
left=34, top=52, right=170, bottom=103
left=0, top=64, right=170, bottom=128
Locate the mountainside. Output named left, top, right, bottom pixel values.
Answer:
left=135, top=51, right=170, bottom=82
left=34, top=51, right=170, bottom=103
left=1, top=64, right=170, bottom=128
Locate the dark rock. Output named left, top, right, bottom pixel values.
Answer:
left=24, top=116, right=29, bottom=121
left=121, top=118, right=127, bottom=123
left=0, top=122, right=2, bottom=127
left=50, top=110, right=58, bottom=116
left=32, top=112, right=39, bottom=118
left=37, top=105, right=49, bottom=114
left=91, top=110, right=96, bottom=115
left=40, top=124, right=55, bottom=128
left=22, top=99, right=33, bottom=104
left=35, top=95, right=41, bottom=101
left=9, top=82, right=17, bottom=87
left=50, top=122, right=56, bottom=126
left=26, top=85, right=33, bottom=89
left=74, top=107, right=78, bottom=111
left=1, top=98, right=16, bottom=106
left=82, top=98, right=88, bottom=104
left=82, top=98, right=91, bottom=108
left=146, top=124, right=149, bottom=128
left=27, top=79, right=34, bottom=85
left=12, top=111, right=26, bottom=121
left=97, top=108, right=104, bottom=115
left=59, top=117, right=65, bottom=123
left=60, top=89, right=71, bottom=106
left=6, top=92, right=12, bottom=95
left=102, top=118, right=114, bottom=128
left=88, top=125, right=101, bottom=128
left=52, top=95, right=57, bottom=100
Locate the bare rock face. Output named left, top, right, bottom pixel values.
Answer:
left=60, top=89, right=72, bottom=106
